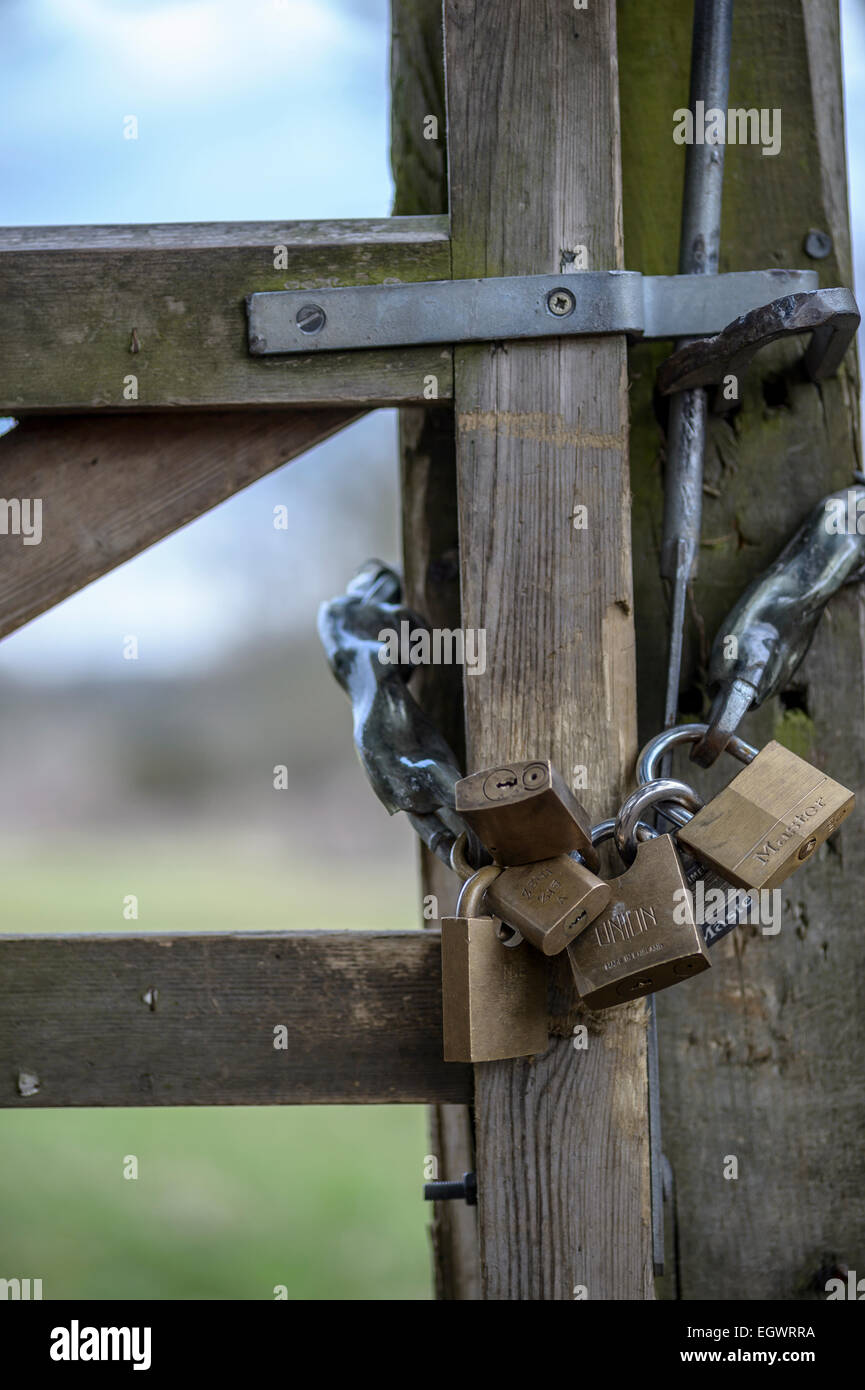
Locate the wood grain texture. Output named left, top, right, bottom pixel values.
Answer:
left=620, top=0, right=864, bottom=1299
left=391, top=3, right=449, bottom=217
left=1, top=217, right=452, bottom=410
left=446, top=0, right=653, bottom=1300
left=392, top=0, right=480, bottom=1301
left=0, top=931, right=472, bottom=1107
left=0, top=408, right=361, bottom=639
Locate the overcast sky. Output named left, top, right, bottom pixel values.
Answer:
left=0, top=0, right=397, bottom=679
left=0, top=0, right=863, bottom=680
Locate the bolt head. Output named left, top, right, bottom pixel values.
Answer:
left=546, top=287, right=576, bottom=317
left=296, top=303, right=327, bottom=334
left=803, top=229, right=832, bottom=260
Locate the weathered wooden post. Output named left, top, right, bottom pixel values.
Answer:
left=621, top=0, right=865, bottom=1298
left=400, top=0, right=652, bottom=1300
left=394, top=0, right=653, bottom=1302
left=391, top=0, right=480, bottom=1300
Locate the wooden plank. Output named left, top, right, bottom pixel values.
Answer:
left=391, top=0, right=480, bottom=1302
left=0, top=408, right=362, bottom=639
left=0, top=217, right=452, bottom=411
left=620, top=0, right=864, bottom=1299
left=0, top=931, right=472, bottom=1107
left=446, top=0, right=652, bottom=1300
left=391, top=3, right=449, bottom=219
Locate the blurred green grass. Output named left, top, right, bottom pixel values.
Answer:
left=0, top=838, right=420, bottom=934
left=0, top=842, right=434, bottom=1300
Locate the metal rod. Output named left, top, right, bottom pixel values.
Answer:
left=676, top=0, right=735, bottom=284
left=653, top=0, right=735, bottom=1275
left=660, top=0, right=734, bottom=769
left=647, top=995, right=665, bottom=1276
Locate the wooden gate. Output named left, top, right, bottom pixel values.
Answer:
left=1, top=0, right=860, bottom=1302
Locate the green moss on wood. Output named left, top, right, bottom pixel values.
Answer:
left=772, top=707, right=817, bottom=758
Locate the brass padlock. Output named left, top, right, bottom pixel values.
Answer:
left=615, top=777, right=756, bottom=948
left=637, top=724, right=854, bottom=892
left=455, top=759, right=599, bottom=869
left=484, top=855, right=611, bottom=955
left=450, top=832, right=610, bottom=955
left=441, top=865, right=548, bottom=1062
left=568, top=818, right=710, bottom=1010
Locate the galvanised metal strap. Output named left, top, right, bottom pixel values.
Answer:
left=247, top=268, right=818, bottom=355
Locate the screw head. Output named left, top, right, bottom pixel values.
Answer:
left=546, top=287, right=576, bottom=317
left=296, top=303, right=326, bottom=334
left=803, top=229, right=832, bottom=260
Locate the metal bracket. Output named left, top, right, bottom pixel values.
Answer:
left=247, top=268, right=818, bottom=356
left=656, top=287, right=860, bottom=394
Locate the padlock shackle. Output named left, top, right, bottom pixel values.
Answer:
left=637, top=722, right=757, bottom=786
left=615, top=778, right=704, bottom=865
left=586, top=816, right=661, bottom=873
left=450, top=831, right=475, bottom=883
left=455, top=863, right=504, bottom=918
left=590, top=817, right=656, bottom=847
left=590, top=818, right=616, bottom=846
left=454, top=863, right=527, bottom=949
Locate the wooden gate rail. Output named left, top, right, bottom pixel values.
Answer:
left=0, top=932, right=472, bottom=1107
left=0, top=216, right=451, bottom=412
left=0, top=409, right=364, bottom=640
